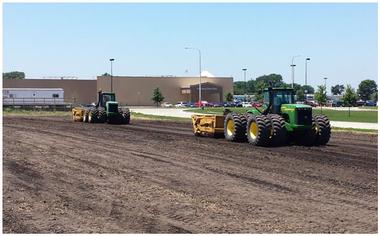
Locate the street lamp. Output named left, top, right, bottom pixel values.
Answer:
left=305, top=58, right=310, bottom=86
left=185, top=47, right=202, bottom=107
left=291, top=55, right=301, bottom=88
left=324, top=77, right=328, bottom=89
left=109, top=58, right=115, bottom=92
left=242, top=68, right=247, bottom=96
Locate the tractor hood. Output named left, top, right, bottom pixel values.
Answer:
left=281, top=104, right=312, bottom=113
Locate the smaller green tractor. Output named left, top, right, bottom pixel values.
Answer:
left=192, top=86, right=330, bottom=146
left=72, top=90, right=130, bottom=124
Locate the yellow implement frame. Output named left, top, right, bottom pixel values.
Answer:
left=72, top=107, right=85, bottom=122
left=191, top=114, right=225, bottom=137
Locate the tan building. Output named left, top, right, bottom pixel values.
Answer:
left=97, top=76, right=233, bottom=106
left=3, top=76, right=233, bottom=105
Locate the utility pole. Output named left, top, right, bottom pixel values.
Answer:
left=291, top=55, right=301, bottom=88
left=109, top=58, right=115, bottom=92
left=305, top=58, right=310, bottom=86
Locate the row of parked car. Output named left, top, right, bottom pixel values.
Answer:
left=161, top=101, right=263, bottom=108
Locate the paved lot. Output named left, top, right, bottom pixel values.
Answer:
left=130, top=107, right=378, bottom=130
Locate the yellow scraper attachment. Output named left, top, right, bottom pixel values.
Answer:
left=191, top=114, right=225, bottom=137
left=72, top=107, right=85, bottom=122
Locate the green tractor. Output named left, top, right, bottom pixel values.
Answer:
left=74, top=90, right=130, bottom=124
left=223, top=87, right=331, bottom=146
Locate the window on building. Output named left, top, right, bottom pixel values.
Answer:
left=52, top=94, right=59, bottom=98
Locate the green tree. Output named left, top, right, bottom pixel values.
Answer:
left=296, top=89, right=305, bottom=101
left=314, top=85, right=327, bottom=113
left=246, top=79, right=256, bottom=94
left=255, top=73, right=283, bottom=86
left=151, top=87, right=164, bottom=107
left=233, top=81, right=246, bottom=95
left=331, top=84, right=345, bottom=95
left=102, top=73, right=111, bottom=76
left=225, top=92, right=234, bottom=102
left=3, top=71, right=25, bottom=80
left=342, top=85, right=358, bottom=117
left=371, top=91, right=378, bottom=102
left=301, top=85, right=315, bottom=94
left=357, top=79, right=377, bottom=101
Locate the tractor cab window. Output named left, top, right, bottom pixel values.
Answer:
left=101, top=94, right=115, bottom=107
left=273, top=91, right=294, bottom=106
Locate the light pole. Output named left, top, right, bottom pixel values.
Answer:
left=305, top=58, right=310, bottom=86
left=291, top=55, right=301, bottom=88
left=324, top=77, right=327, bottom=89
left=185, top=47, right=202, bottom=107
left=109, top=58, right=115, bottom=92
left=242, top=68, right=247, bottom=97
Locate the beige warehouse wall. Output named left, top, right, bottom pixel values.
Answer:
left=97, top=76, right=234, bottom=106
left=3, top=79, right=97, bottom=104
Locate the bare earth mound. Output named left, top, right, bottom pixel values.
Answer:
left=3, top=115, right=378, bottom=233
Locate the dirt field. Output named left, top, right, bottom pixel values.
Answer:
left=3, top=115, right=378, bottom=233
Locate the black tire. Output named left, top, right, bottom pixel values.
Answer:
left=268, top=114, right=287, bottom=147
left=122, top=109, right=130, bottom=124
left=98, top=110, right=107, bottom=123
left=246, top=115, right=271, bottom=146
left=314, top=114, right=331, bottom=145
left=88, top=109, right=99, bottom=123
left=82, top=110, right=88, bottom=123
left=224, top=113, right=247, bottom=142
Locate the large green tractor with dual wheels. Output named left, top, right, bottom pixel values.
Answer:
left=192, top=86, right=331, bottom=146
left=72, top=90, right=130, bottom=124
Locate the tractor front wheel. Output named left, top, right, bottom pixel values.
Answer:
left=246, top=115, right=271, bottom=146
left=88, top=109, right=99, bottom=123
left=121, top=109, right=131, bottom=124
left=313, top=114, right=331, bottom=145
left=268, top=114, right=287, bottom=146
left=224, top=113, right=247, bottom=142
left=98, top=110, right=107, bottom=123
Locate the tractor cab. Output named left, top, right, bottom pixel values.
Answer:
left=263, top=88, right=295, bottom=114
left=260, top=87, right=313, bottom=128
left=96, top=90, right=119, bottom=114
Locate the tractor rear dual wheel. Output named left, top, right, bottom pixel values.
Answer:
left=224, top=113, right=247, bottom=142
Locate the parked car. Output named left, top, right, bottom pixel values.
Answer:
left=212, top=102, right=223, bottom=107
left=223, top=102, right=235, bottom=107
left=356, top=100, right=365, bottom=106
left=304, top=100, right=318, bottom=107
left=175, top=101, right=187, bottom=108
left=251, top=101, right=262, bottom=108
left=194, top=101, right=209, bottom=107
left=365, top=100, right=377, bottom=106
left=161, top=102, right=173, bottom=108
left=241, top=102, right=252, bottom=108
left=234, top=101, right=243, bottom=107
left=185, top=102, right=195, bottom=108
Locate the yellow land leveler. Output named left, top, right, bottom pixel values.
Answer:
left=191, top=114, right=225, bottom=137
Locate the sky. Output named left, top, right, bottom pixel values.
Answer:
left=3, top=3, right=378, bottom=89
